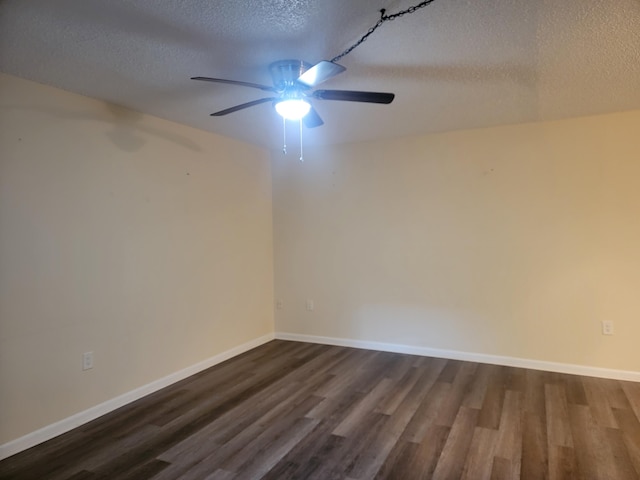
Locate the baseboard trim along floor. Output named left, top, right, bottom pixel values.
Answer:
left=3, top=339, right=639, bottom=478
left=0, top=333, right=275, bottom=461
left=3, top=331, right=638, bottom=460
left=275, top=332, right=640, bottom=383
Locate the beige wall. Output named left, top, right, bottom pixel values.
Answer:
left=0, top=74, right=274, bottom=443
left=272, top=110, right=640, bottom=372
left=2, top=70, right=639, bottom=446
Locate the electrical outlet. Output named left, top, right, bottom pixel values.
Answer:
left=276, top=299, right=283, bottom=310
left=306, top=299, right=314, bottom=311
left=82, top=351, right=94, bottom=370
left=601, top=321, right=614, bottom=336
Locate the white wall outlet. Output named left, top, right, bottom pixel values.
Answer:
left=601, top=320, right=614, bottom=335
left=306, top=299, right=314, bottom=311
left=82, top=351, right=94, bottom=370
left=276, top=299, right=283, bottom=310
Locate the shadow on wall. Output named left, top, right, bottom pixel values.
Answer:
left=4, top=102, right=203, bottom=153
left=102, top=103, right=203, bottom=153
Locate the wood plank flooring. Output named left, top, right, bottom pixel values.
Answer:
left=1, top=340, right=640, bottom=479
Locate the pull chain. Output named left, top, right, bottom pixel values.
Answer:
left=282, top=116, right=287, bottom=154
left=281, top=118, right=303, bottom=162
left=299, top=119, right=304, bottom=162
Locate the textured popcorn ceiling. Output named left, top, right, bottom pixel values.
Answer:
left=1, top=0, right=639, bottom=148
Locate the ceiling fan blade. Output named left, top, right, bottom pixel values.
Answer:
left=313, top=90, right=395, bottom=104
left=192, top=77, right=277, bottom=93
left=210, top=97, right=276, bottom=116
left=297, top=61, right=346, bottom=88
left=303, top=106, right=324, bottom=128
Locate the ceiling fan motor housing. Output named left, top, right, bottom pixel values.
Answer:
left=269, top=60, right=311, bottom=92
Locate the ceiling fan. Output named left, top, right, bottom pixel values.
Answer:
left=191, top=59, right=395, bottom=128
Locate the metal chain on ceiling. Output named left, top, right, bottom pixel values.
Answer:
left=330, top=1, right=437, bottom=64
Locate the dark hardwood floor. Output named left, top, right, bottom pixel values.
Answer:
left=1, top=340, right=640, bottom=479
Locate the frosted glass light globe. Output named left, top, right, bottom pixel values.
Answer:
left=275, top=99, right=311, bottom=120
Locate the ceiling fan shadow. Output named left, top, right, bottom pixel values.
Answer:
left=5, top=103, right=202, bottom=153
left=103, top=104, right=205, bottom=154
left=358, top=62, right=538, bottom=88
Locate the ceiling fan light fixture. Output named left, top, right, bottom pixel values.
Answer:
left=275, top=99, right=311, bottom=120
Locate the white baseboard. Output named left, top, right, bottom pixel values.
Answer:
left=4, top=331, right=637, bottom=461
left=0, top=333, right=275, bottom=461
left=275, top=332, right=640, bottom=382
